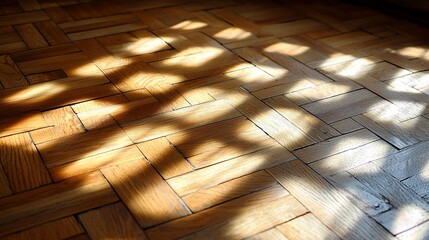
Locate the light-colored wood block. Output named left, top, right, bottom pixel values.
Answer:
left=297, top=81, right=362, bottom=102
left=265, top=96, right=340, bottom=142
left=182, top=171, right=277, bottom=212
left=79, top=203, right=147, bottom=239
left=0, top=133, right=51, bottom=193
left=137, top=137, right=193, bottom=179
left=31, top=106, right=85, bottom=144
left=167, top=117, right=277, bottom=168
left=49, top=145, right=145, bottom=181
left=309, top=139, right=398, bottom=176
left=349, top=162, right=429, bottom=234
left=0, top=172, right=117, bottom=236
left=293, top=128, right=378, bottom=163
left=276, top=213, right=340, bottom=240
left=101, top=160, right=190, bottom=228
left=1, top=216, right=84, bottom=240
left=302, top=89, right=390, bottom=123
left=122, top=100, right=242, bottom=143
left=213, top=88, right=315, bottom=150
left=38, top=125, right=133, bottom=167
left=146, top=185, right=305, bottom=240
left=0, top=112, right=51, bottom=138
left=373, top=141, right=429, bottom=181
left=268, top=160, right=394, bottom=239
left=245, top=228, right=288, bottom=240
left=167, top=145, right=295, bottom=196
left=330, top=118, right=363, bottom=134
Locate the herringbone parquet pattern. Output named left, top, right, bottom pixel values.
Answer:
left=0, top=0, right=429, bottom=239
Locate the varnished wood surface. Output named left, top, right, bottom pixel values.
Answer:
left=0, top=0, right=428, bottom=239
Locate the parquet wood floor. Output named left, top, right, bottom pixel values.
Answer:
left=0, top=0, right=429, bottom=239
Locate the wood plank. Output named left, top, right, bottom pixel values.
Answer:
left=213, top=88, right=315, bottom=150
left=101, top=160, right=190, bottom=228
left=167, top=145, right=295, bottom=196
left=34, top=21, right=71, bottom=45
left=245, top=228, right=288, bottom=240
left=166, top=117, right=278, bottom=168
left=75, top=38, right=127, bottom=70
left=268, top=160, right=394, bottom=239
left=1, top=216, right=84, bottom=240
left=11, top=43, right=80, bottom=63
left=0, top=75, right=118, bottom=116
left=0, top=112, right=51, bottom=138
left=49, top=145, right=145, bottom=181
left=349, top=162, right=429, bottom=234
left=302, top=89, right=390, bottom=123
left=372, top=141, right=429, bottom=181
left=0, top=11, right=49, bottom=26
left=182, top=171, right=277, bottom=212
left=397, top=220, right=429, bottom=240
left=0, top=172, right=118, bottom=236
left=79, top=203, right=147, bottom=239
left=276, top=213, right=340, bottom=240
left=265, top=19, right=327, bottom=37
left=265, top=96, right=340, bottom=142
left=68, top=22, right=147, bottom=41
left=26, top=70, right=68, bottom=84
left=0, top=133, right=51, bottom=193
left=293, top=128, right=378, bottom=163
left=149, top=50, right=245, bottom=81
left=233, top=47, right=290, bottom=78
left=0, top=164, right=12, bottom=198
left=146, top=185, right=306, bottom=240
left=122, top=100, right=242, bottom=143
left=14, top=23, right=48, bottom=49
left=297, top=81, right=362, bottom=102
left=137, top=137, right=193, bottom=179
left=260, top=42, right=332, bottom=85
left=309, top=139, right=398, bottom=177
left=38, top=125, right=133, bottom=167
left=353, top=111, right=429, bottom=149
left=327, top=171, right=393, bottom=217
left=0, top=54, right=27, bottom=88
left=30, top=106, right=85, bottom=144
left=252, top=79, right=315, bottom=99
left=58, top=14, right=138, bottom=33
left=402, top=169, right=429, bottom=201
left=330, top=118, right=363, bottom=134
left=103, top=61, right=166, bottom=92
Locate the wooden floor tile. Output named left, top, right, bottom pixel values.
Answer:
left=101, top=160, right=190, bottom=228
left=0, top=172, right=117, bottom=236
left=1, top=0, right=428, bottom=238
left=79, top=203, right=147, bottom=239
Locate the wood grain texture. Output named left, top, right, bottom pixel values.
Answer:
left=38, top=125, right=133, bottom=167
left=0, top=133, right=51, bottom=193
left=213, top=88, right=315, bottom=150
left=15, top=23, right=48, bottom=49
left=146, top=185, right=305, bottom=240
left=268, top=160, right=394, bottom=240
left=137, top=137, right=193, bottom=179
left=101, top=160, right=190, bottom=228
left=79, top=203, right=147, bottom=239
left=167, top=145, right=295, bottom=196
left=1, top=216, right=84, bottom=240
left=0, top=54, right=27, bottom=88
left=276, top=213, right=340, bottom=240
left=0, top=172, right=117, bottom=236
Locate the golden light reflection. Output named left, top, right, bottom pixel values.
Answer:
left=170, top=20, right=208, bottom=31
left=214, top=27, right=253, bottom=41
left=4, top=82, right=66, bottom=103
